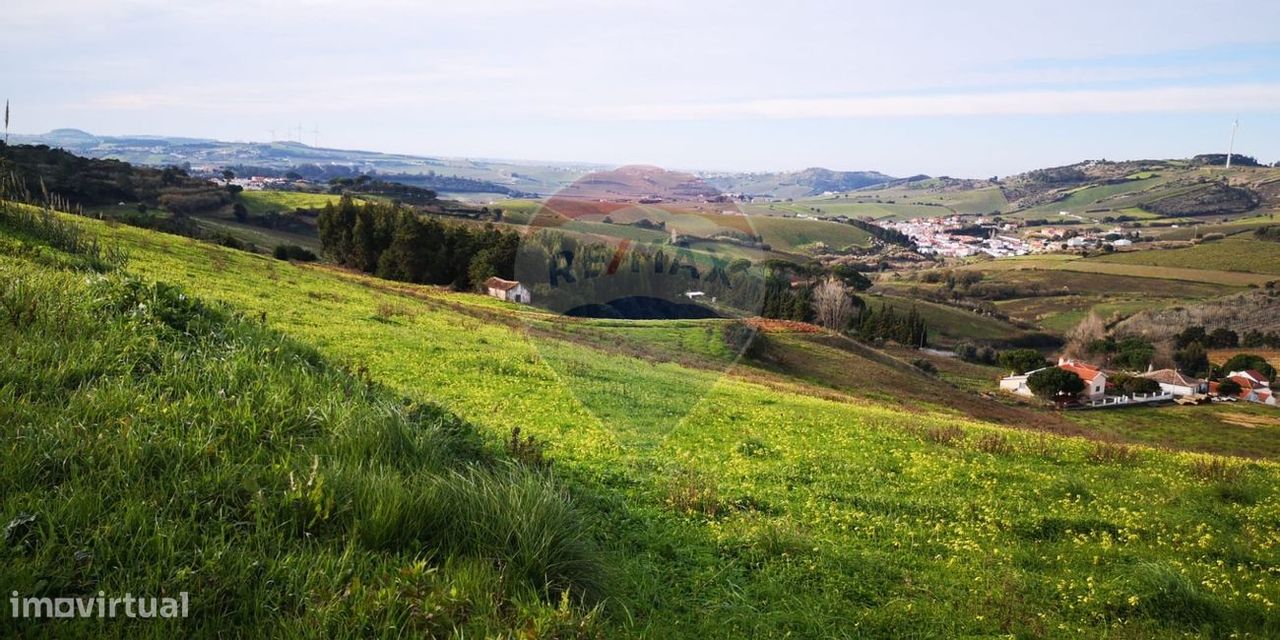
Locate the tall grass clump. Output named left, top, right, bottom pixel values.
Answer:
left=0, top=235, right=604, bottom=636
left=0, top=175, right=127, bottom=271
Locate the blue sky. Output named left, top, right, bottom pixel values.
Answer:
left=3, top=0, right=1279, bottom=177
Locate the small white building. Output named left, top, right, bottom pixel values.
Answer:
left=999, top=359, right=1108, bottom=401
left=1140, top=368, right=1205, bottom=397
left=484, top=277, right=531, bottom=304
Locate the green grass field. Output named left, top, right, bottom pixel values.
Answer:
left=801, top=186, right=1008, bottom=217
left=961, top=253, right=1276, bottom=286
left=748, top=215, right=872, bottom=252
left=5, top=207, right=1280, bottom=637
left=1092, top=237, right=1280, bottom=276
left=237, top=190, right=349, bottom=215
left=1020, top=175, right=1169, bottom=217
left=756, top=200, right=945, bottom=221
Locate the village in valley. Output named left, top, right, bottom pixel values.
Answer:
left=883, top=215, right=1139, bottom=258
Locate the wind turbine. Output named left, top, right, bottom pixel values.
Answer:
left=1225, top=117, right=1239, bottom=169
left=311, top=125, right=320, bottom=148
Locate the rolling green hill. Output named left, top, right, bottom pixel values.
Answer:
left=1091, top=237, right=1280, bottom=276
left=6, top=204, right=1280, bottom=636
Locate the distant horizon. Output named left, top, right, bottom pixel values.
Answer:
left=9, top=124, right=1273, bottom=182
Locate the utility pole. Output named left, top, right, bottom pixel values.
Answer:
left=4, top=100, right=9, bottom=144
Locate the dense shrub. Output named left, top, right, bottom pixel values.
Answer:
left=955, top=341, right=997, bottom=365
left=1027, top=367, right=1084, bottom=401
left=273, top=243, right=318, bottom=262
left=911, top=358, right=937, bottom=374
left=999, top=348, right=1047, bottom=374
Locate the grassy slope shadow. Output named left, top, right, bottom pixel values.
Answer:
left=0, top=230, right=605, bottom=637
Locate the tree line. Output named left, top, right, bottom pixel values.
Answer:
left=318, top=195, right=518, bottom=290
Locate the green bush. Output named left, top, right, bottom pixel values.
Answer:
left=998, top=348, right=1047, bottom=374
left=1027, top=367, right=1085, bottom=401
left=273, top=243, right=319, bottom=262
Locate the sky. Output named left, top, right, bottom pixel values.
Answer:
left=3, top=0, right=1280, bottom=177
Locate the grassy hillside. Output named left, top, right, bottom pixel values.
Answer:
left=0, top=209, right=604, bottom=637
left=1092, top=238, right=1280, bottom=276
left=237, top=190, right=347, bottom=214
left=865, top=293, right=1031, bottom=345
left=6, top=208, right=1280, bottom=637
left=748, top=215, right=872, bottom=252
left=795, top=186, right=1008, bottom=217
left=960, top=254, right=1276, bottom=286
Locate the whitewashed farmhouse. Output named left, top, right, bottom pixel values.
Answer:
left=484, top=277, right=531, bottom=304
left=1140, top=368, right=1206, bottom=397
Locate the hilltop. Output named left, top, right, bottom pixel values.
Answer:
left=703, top=167, right=898, bottom=199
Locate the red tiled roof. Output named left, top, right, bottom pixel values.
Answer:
left=1229, top=375, right=1256, bottom=390
left=1142, top=369, right=1201, bottom=387
left=1059, top=362, right=1104, bottom=382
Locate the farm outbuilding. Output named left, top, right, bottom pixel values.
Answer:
left=484, top=277, right=531, bottom=304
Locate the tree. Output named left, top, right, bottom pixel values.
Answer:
left=812, top=277, right=855, bottom=331
left=221, top=169, right=235, bottom=183
left=1110, top=337, right=1155, bottom=371
left=1220, top=353, right=1277, bottom=382
left=1175, top=326, right=1207, bottom=349
left=1174, top=341, right=1210, bottom=378
left=999, top=348, right=1048, bottom=375
left=232, top=202, right=248, bottom=222
left=1110, top=373, right=1160, bottom=395
left=830, top=264, right=872, bottom=291
left=1027, top=367, right=1085, bottom=402
left=1216, top=379, right=1242, bottom=396
left=1207, top=327, right=1239, bottom=349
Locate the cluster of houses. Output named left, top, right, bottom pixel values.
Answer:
left=999, top=358, right=1276, bottom=409
left=884, top=217, right=1032, bottom=258
left=1211, top=370, right=1275, bottom=406
left=880, top=215, right=1142, bottom=258
left=1025, top=226, right=1135, bottom=252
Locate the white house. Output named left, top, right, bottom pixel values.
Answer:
left=999, top=358, right=1108, bottom=401
left=1215, top=370, right=1276, bottom=406
left=1140, top=368, right=1205, bottom=397
left=484, top=277, right=531, bottom=304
